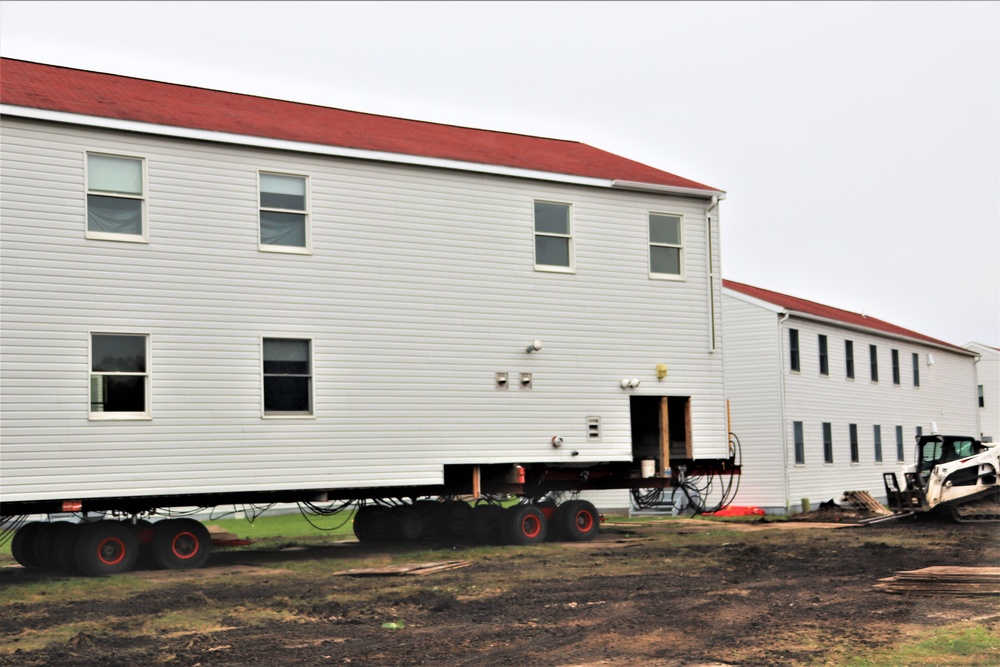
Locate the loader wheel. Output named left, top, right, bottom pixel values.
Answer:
left=151, top=519, right=211, bottom=570
left=74, top=522, right=139, bottom=577
left=501, top=505, right=548, bottom=545
left=553, top=500, right=599, bottom=541
left=11, top=521, right=47, bottom=568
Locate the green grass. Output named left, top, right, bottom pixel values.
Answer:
left=203, top=509, right=358, bottom=542
left=842, top=624, right=1000, bottom=667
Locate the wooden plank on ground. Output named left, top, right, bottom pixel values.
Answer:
left=333, top=561, right=472, bottom=577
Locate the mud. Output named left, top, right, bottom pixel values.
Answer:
left=2, top=518, right=998, bottom=667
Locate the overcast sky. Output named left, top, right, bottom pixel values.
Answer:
left=2, top=1, right=997, bottom=347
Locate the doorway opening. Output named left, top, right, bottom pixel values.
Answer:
left=629, top=396, right=691, bottom=475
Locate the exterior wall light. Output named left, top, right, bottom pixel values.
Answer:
left=526, top=340, right=543, bottom=353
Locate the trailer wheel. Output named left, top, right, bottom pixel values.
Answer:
left=74, top=522, right=139, bottom=577
left=472, top=504, right=503, bottom=545
left=439, top=501, right=475, bottom=540
left=395, top=506, right=425, bottom=541
left=35, top=521, right=73, bottom=570
left=151, top=519, right=211, bottom=570
left=11, top=521, right=47, bottom=568
left=53, top=523, right=84, bottom=574
left=553, top=500, right=599, bottom=541
left=501, top=505, right=548, bottom=545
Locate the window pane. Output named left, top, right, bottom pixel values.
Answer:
left=91, top=375, right=145, bottom=412
left=263, top=338, right=309, bottom=374
left=88, top=154, right=142, bottom=195
left=264, top=376, right=311, bottom=412
left=92, top=334, right=146, bottom=372
left=534, top=202, right=569, bottom=235
left=261, top=173, right=305, bottom=197
left=535, top=235, right=570, bottom=267
left=88, top=195, right=143, bottom=235
left=793, top=421, right=804, bottom=465
left=649, top=214, right=681, bottom=245
left=650, top=246, right=681, bottom=275
left=260, top=211, right=306, bottom=247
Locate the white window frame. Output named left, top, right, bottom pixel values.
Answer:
left=88, top=332, right=151, bottom=420
left=261, top=336, right=315, bottom=418
left=85, top=151, right=148, bottom=243
left=648, top=211, right=685, bottom=280
left=258, top=170, right=311, bottom=254
left=533, top=200, right=574, bottom=273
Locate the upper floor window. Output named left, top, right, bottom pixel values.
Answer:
left=845, top=340, right=855, bottom=379
left=86, top=153, right=146, bottom=242
left=869, top=344, right=879, bottom=382
left=263, top=338, right=313, bottom=416
left=980, top=385, right=986, bottom=408
left=648, top=213, right=684, bottom=279
left=789, top=329, right=800, bottom=372
left=912, top=353, right=920, bottom=387
left=533, top=201, right=573, bottom=271
left=260, top=172, right=309, bottom=252
left=818, top=335, right=829, bottom=376
left=891, top=349, right=901, bottom=385
left=90, top=333, right=149, bottom=419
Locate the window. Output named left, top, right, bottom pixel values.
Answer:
left=979, top=385, right=985, bottom=408
left=895, top=425, right=905, bottom=462
left=648, top=213, right=683, bottom=278
left=260, top=172, right=309, bottom=251
left=849, top=424, right=859, bottom=463
left=873, top=425, right=883, bottom=463
left=822, top=422, right=833, bottom=464
left=789, top=329, right=800, bottom=372
left=869, top=344, right=879, bottom=382
left=818, top=335, right=829, bottom=376
left=916, top=425, right=923, bottom=438
left=913, top=353, right=920, bottom=387
left=891, top=349, right=900, bottom=385
left=534, top=201, right=572, bottom=270
left=86, top=153, right=145, bottom=241
left=262, top=338, right=312, bottom=415
left=845, top=340, right=855, bottom=379
left=793, top=421, right=805, bottom=465
left=90, top=333, right=149, bottom=419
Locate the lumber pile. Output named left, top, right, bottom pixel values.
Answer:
left=842, top=490, right=892, bottom=516
left=875, top=566, right=1000, bottom=595
left=333, top=561, right=472, bottom=577
left=206, top=524, right=251, bottom=546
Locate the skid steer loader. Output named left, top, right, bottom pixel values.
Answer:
left=882, top=434, right=1000, bottom=523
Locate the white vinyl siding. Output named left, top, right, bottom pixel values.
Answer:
left=1, top=116, right=727, bottom=504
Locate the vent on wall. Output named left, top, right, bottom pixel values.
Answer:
left=586, top=416, right=601, bottom=440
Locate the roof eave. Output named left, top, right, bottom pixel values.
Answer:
left=783, top=310, right=973, bottom=356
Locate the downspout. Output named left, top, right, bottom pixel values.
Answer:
left=776, top=312, right=791, bottom=512
left=706, top=196, right=720, bottom=352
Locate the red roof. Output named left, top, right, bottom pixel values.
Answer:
left=0, top=58, right=718, bottom=192
left=722, top=279, right=968, bottom=353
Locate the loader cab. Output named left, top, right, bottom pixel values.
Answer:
left=916, top=435, right=982, bottom=485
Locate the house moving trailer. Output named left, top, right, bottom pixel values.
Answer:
left=0, top=59, right=738, bottom=575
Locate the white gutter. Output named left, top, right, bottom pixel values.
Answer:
left=2, top=104, right=719, bottom=196
left=612, top=179, right=725, bottom=199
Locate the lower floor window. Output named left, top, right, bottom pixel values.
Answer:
left=90, top=333, right=149, bottom=418
left=263, top=338, right=312, bottom=415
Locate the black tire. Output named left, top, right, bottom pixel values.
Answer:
left=35, top=521, right=71, bottom=570
left=394, top=506, right=425, bottom=541
left=441, top=501, right=475, bottom=541
left=74, top=522, right=139, bottom=577
left=151, top=519, right=211, bottom=570
left=472, top=503, right=503, bottom=545
left=130, top=519, right=157, bottom=571
left=53, top=523, right=84, bottom=574
left=501, top=505, right=548, bottom=545
left=11, top=522, right=47, bottom=568
left=553, top=500, right=599, bottom=542
left=353, top=506, right=373, bottom=542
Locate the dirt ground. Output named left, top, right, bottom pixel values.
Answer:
left=2, top=515, right=999, bottom=667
